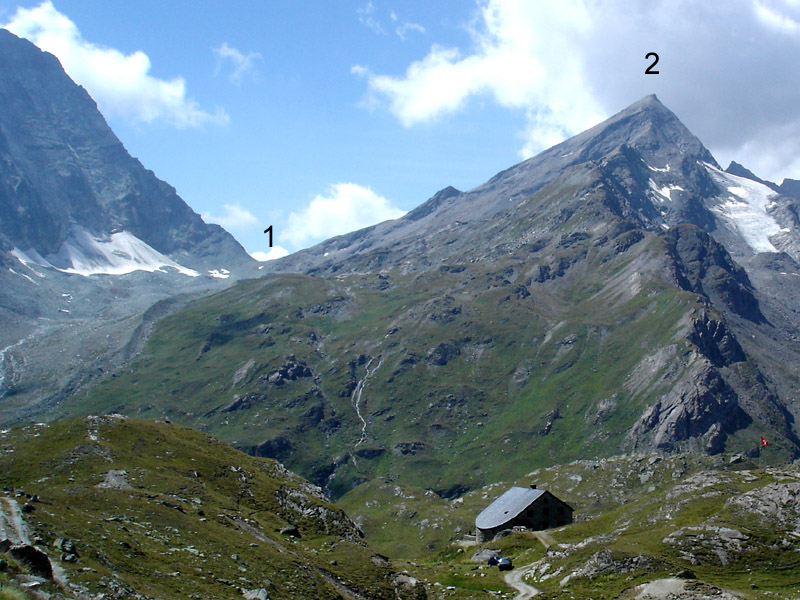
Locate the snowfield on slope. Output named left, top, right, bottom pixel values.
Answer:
left=12, top=225, right=199, bottom=277
left=704, top=163, right=781, bottom=253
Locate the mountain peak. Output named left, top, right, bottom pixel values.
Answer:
left=453, top=94, right=718, bottom=220
left=272, top=95, right=723, bottom=275
left=559, top=93, right=718, bottom=169
left=624, top=92, right=663, bottom=110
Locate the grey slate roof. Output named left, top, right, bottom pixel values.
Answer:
left=475, top=486, right=545, bottom=530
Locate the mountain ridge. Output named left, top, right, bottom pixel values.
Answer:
left=0, top=29, right=259, bottom=423
left=268, top=94, right=722, bottom=276
left=4, top=77, right=800, bottom=510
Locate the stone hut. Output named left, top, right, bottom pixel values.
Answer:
left=475, top=485, right=573, bottom=542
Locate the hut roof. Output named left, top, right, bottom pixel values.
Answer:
left=475, top=486, right=545, bottom=530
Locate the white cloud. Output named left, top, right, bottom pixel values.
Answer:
left=754, top=0, right=800, bottom=33
left=3, top=1, right=228, bottom=128
left=354, top=0, right=800, bottom=178
left=395, top=21, right=425, bottom=40
left=252, top=247, right=290, bottom=261
left=356, top=0, right=603, bottom=158
left=214, top=42, right=262, bottom=84
left=202, top=203, right=259, bottom=231
left=358, top=3, right=424, bottom=40
left=283, top=183, right=405, bottom=249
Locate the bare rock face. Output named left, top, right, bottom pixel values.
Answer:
left=725, top=479, right=800, bottom=527
left=665, top=225, right=763, bottom=323
left=688, top=313, right=745, bottom=368
left=0, top=29, right=252, bottom=269
left=628, top=354, right=747, bottom=453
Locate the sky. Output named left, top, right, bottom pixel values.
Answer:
left=3, top=0, right=800, bottom=261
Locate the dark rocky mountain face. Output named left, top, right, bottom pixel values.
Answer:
left=0, top=29, right=258, bottom=421
left=58, top=94, right=800, bottom=501
left=0, top=29, right=249, bottom=267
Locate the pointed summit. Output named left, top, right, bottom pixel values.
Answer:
left=0, top=28, right=253, bottom=272
left=272, top=95, right=723, bottom=274
left=565, top=93, right=717, bottom=168
left=426, top=94, right=719, bottom=226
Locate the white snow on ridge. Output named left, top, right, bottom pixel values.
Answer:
left=648, top=179, right=684, bottom=202
left=704, top=164, right=781, bottom=254
left=12, top=226, right=199, bottom=277
left=648, top=163, right=671, bottom=172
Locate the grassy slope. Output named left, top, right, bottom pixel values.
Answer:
left=56, top=237, right=737, bottom=498
left=0, top=417, right=415, bottom=600
left=43, top=160, right=795, bottom=502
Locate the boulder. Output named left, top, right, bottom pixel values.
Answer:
left=9, top=543, right=53, bottom=579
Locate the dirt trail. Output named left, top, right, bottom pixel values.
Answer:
left=503, top=530, right=556, bottom=599
left=0, top=497, right=31, bottom=544
left=504, top=568, right=541, bottom=600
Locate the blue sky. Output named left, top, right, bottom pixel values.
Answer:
left=3, top=1, right=800, bottom=260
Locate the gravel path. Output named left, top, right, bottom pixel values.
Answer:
left=0, top=497, right=31, bottom=544
left=504, top=567, right=541, bottom=600
left=502, top=530, right=555, bottom=599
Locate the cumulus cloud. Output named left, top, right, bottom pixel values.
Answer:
left=202, top=203, right=259, bottom=231
left=214, top=42, right=262, bottom=84
left=283, top=183, right=405, bottom=249
left=356, top=0, right=602, bottom=156
left=252, top=247, right=290, bottom=261
left=356, top=0, right=800, bottom=180
left=3, top=1, right=228, bottom=128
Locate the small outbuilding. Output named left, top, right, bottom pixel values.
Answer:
left=475, top=485, right=573, bottom=542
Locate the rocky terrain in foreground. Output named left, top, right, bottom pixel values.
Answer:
left=0, top=417, right=797, bottom=599
left=359, top=453, right=800, bottom=599
left=0, top=417, right=426, bottom=600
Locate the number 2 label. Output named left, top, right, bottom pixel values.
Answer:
left=645, top=52, right=659, bottom=74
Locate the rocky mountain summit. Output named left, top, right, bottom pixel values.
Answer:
left=63, top=94, right=800, bottom=502
left=0, top=29, right=259, bottom=421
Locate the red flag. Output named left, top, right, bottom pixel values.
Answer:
left=760, top=436, right=769, bottom=447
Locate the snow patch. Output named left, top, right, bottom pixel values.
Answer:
left=648, top=163, right=671, bottom=172
left=8, top=268, right=37, bottom=285
left=705, top=164, right=781, bottom=253
left=648, top=179, right=684, bottom=202
left=12, top=226, right=199, bottom=277
left=10, top=248, right=47, bottom=277
left=208, top=268, right=230, bottom=279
